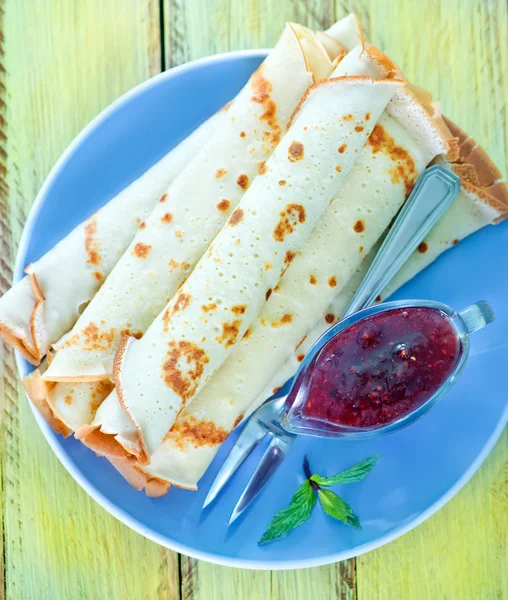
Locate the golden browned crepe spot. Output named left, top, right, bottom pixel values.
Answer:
left=338, top=144, right=347, bottom=154
left=139, top=221, right=146, bottom=230
left=173, top=292, right=192, bottom=314
left=216, top=199, right=231, bottom=213
left=62, top=323, right=115, bottom=353
left=273, top=284, right=280, bottom=293
left=286, top=251, right=297, bottom=265
left=162, top=340, right=210, bottom=402
left=258, top=161, right=268, bottom=175
left=278, top=179, right=287, bottom=186
left=251, top=66, right=281, bottom=147
left=170, top=415, right=229, bottom=449
left=288, top=140, right=304, bottom=162
left=161, top=212, right=173, bottom=224
left=368, top=124, right=417, bottom=196
left=93, top=271, right=103, bottom=281
left=452, top=238, right=460, bottom=245
left=271, top=313, right=292, bottom=327
left=343, top=114, right=353, bottom=121
left=240, top=130, right=246, bottom=138
left=295, top=334, right=307, bottom=351
left=120, top=328, right=143, bottom=340
left=228, top=207, right=244, bottom=226
left=375, top=295, right=382, bottom=303
left=325, top=313, right=335, bottom=324
left=354, top=220, right=365, bottom=233
left=216, top=320, right=242, bottom=348
left=365, top=112, right=371, bottom=121
left=328, top=276, right=337, bottom=287
left=451, top=164, right=480, bottom=186
left=84, top=218, right=102, bottom=266
left=272, top=386, right=282, bottom=394
left=236, top=174, right=249, bottom=190
left=297, top=353, right=305, bottom=362
left=168, top=258, right=190, bottom=273
left=132, top=242, right=152, bottom=258
left=264, top=262, right=272, bottom=271
left=273, top=203, right=306, bottom=242
left=418, top=241, right=428, bottom=253
left=175, top=230, right=184, bottom=238
left=233, top=414, right=244, bottom=429
left=201, top=302, right=217, bottom=312
left=231, top=304, right=246, bottom=315
left=64, top=394, right=72, bottom=405
left=242, top=327, right=252, bottom=339
left=309, top=274, right=317, bottom=285
left=335, top=165, right=342, bottom=172
left=265, top=288, right=272, bottom=301
left=159, top=193, right=168, bottom=203
left=359, top=246, right=364, bottom=253
left=215, top=168, right=227, bottom=179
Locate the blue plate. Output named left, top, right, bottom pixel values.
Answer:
left=15, top=51, right=508, bottom=569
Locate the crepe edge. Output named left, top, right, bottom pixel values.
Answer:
left=23, top=370, right=72, bottom=437
left=288, top=74, right=404, bottom=130
left=113, top=333, right=151, bottom=464
left=443, top=116, right=508, bottom=222
left=0, top=269, right=46, bottom=365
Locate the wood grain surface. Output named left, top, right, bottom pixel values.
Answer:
left=0, top=1, right=506, bottom=598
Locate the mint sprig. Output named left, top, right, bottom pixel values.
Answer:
left=317, top=489, right=361, bottom=529
left=310, top=454, right=380, bottom=487
left=258, top=479, right=316, bottom=544
left=258, top=454, right=379, bottom=544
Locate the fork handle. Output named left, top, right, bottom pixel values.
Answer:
left=343, top=165, right=460, bottom=318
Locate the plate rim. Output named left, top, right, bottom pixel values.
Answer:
left=13, top=49, right=508, bottom=570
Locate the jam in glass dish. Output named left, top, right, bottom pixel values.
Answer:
left=282, top=299, right=494, bottom=439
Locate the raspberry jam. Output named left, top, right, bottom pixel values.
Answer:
left=301, top=307, right=460, bottom=428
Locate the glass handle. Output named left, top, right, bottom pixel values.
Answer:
left=458, top=301, right=495, bottom=334
left=343, top=165, right=461, bottom=318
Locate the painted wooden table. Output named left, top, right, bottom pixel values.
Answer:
left=0, top=1, right=506, bottom=598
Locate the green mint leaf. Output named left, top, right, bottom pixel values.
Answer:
left=310, top=454, right=380, bottom=487
left=346, top=512, right=362, bottom=530
left=317, top=489, right=361, bottom=529
left=258, top=480, right=316, bottom=544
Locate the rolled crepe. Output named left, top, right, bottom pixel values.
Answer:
left=42, top=23, right=331, bottom=385
left=112, top=77, right=402, bottom=458
left=127, top=86, right=450, bottom=488
left=0, top=110, right=224, bottom=365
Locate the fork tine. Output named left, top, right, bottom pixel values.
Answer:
left=202, top=419, right=267, bottom=509
left=228, top=433, right=293, bottom=525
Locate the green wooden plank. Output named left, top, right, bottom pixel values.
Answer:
left=0, top=1, right=181, bottom=598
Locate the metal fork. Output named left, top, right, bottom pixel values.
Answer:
left=203, top=165, right=461, bottom=523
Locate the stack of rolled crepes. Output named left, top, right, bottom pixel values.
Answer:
left=2, top=14, right=506, bottom=495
